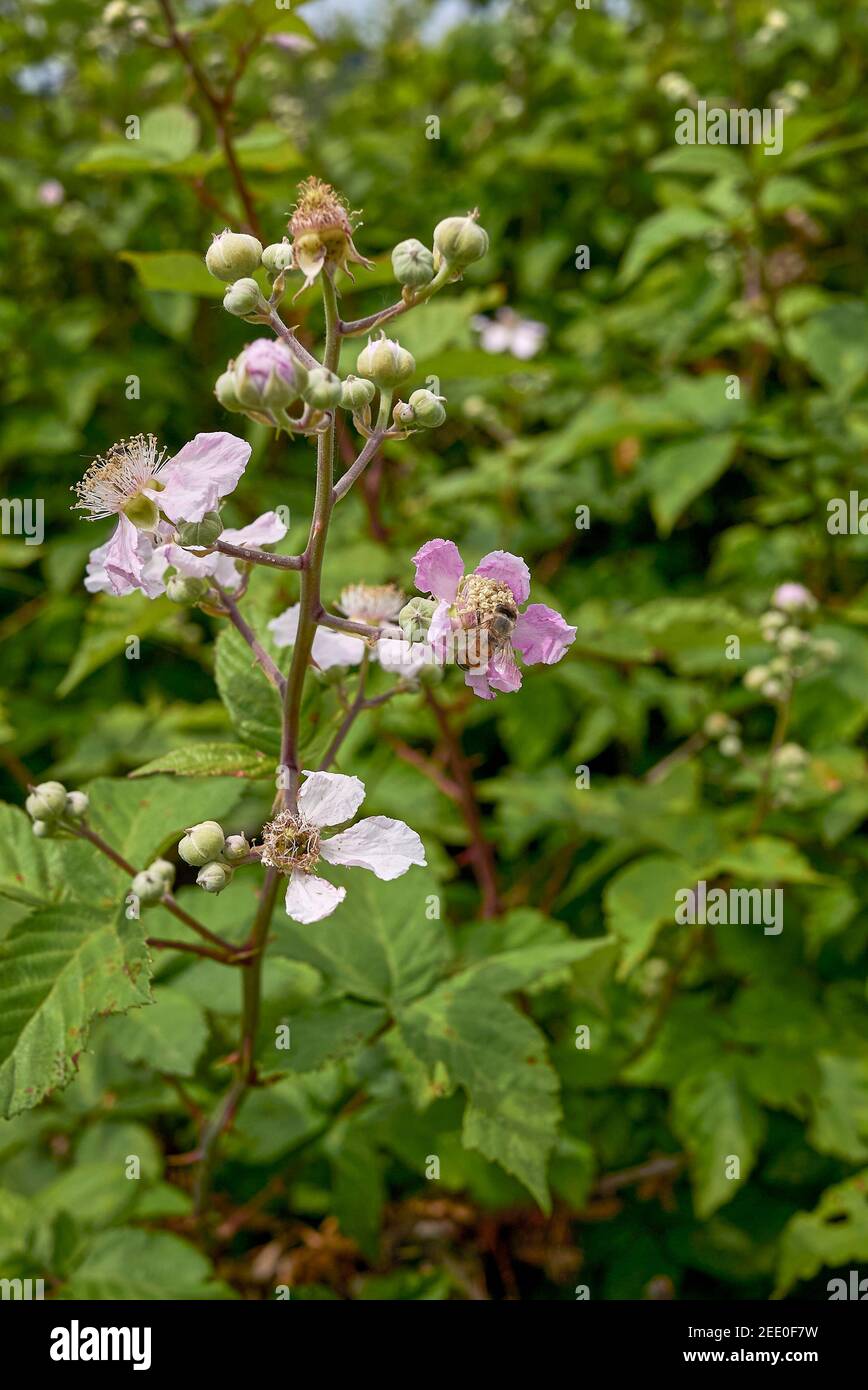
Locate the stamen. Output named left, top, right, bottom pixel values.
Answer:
left=71, top=434, right=168, bottom=520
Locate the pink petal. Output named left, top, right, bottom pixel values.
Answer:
left=102, top=515, right=149, bottom=595
left=464, top=669, right=495, bottom=700
left=156, top=432, right=251, bottom=523
left=222, top=509, right=287, bottom=549
left=284, top=870, right=345, bottom=924
left=320, top=816, right=426, bottom=879
left=427, top=601, right=455, bottom=664
left=488, top=642, right=522, bottom=693
left=84, top=538, right=116, bottom=594
left=512, top=603, right=577, bottom=665
left=412, top=538, right=463, bottom=603
left=299, top=770, right=366, bottom=828
left=474, top=550, right=530, bottom=604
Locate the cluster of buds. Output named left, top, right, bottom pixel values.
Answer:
left=745, top=583, right=838, bottom=703
left=703, top=711, right=742, bottom=759
left=770, top=742, right=811, bottom=807
left=25, top=780, right=88, bottom=838
left=391, top=211, right=489, bottom=299
left=178, top=820, right=250, bottom=894
left=130, top=857, right=175, bottom=906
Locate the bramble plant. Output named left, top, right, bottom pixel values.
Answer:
left=17, top=180, right=575, bottom=1207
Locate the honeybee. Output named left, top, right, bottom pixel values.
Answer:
left=456, top=601, right=519, bottom=678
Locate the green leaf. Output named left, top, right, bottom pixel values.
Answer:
left=775, top=1171, right=868, bottom=1298
left=808, top=1054, right=868, bottom=1162
left=275, top=869, right=449, bottom=1008
left=646, top=432, right=737, bottom=537
left=107, top=987, right=208, bottom=1078
left=118, top=250, right=224, bottom=298
left=130, top=743, right=272, bottom=779
left=324, top=1118, right=385, bottom=1260
left=268, top=998, right=388, bottom=1073
left=56, top=593, right=179, bottom=697
left=86, top=775, right=245, bottom=867
left=0, top=906, right=151, bottom=1118
left=397, top=982, right=561, bottom=1210
left=59, top=1228, right=235, bottom=1299
left=77, top=104, right=200, bottom=174
left=604, top=854, right=688, bottom=976
left=672, top=1067, right=766, bottom=1219
left=789, top=302, right=868, bottom=398
left=618, top=207, right=720, bottom=287
left=709, top=836, right=822, bottom=884
left=215, top=624, right=283, bottom=754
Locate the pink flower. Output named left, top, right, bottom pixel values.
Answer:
left=75, top=432, right=251, bottom=596
left=261, top=771, right=426, bottom=924
left=772, top=582, right=817, bottom=613
left=411, top=538, right=576, bottom=699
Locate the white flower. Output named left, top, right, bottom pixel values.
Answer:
left=262, top=771, right=426, bottom=924
left=269, top=597, right=432, bottom=678
left=471, top=308, right=547, bottom=360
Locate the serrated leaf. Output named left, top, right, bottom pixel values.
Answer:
left=131, top=742, right=273, bottom=779
left=274, top=868, right=449, bottom=1007
left=710, top=836, right=822, bottom=884
left=397, top=982, right=560, bottom=1209
left=0, top=806, right=120, bottom=912
left=215, top=624, right=283, bottom=754
left=672, top=1067, right=765, bottom=1219
left=774, top=1172, right=868, bottom=1298
left=808, top=1054, right=868, bottom=1162
left=0, top=906, right=151, bottom=1117
left=268, top=998, right=388, bottom=1073
left=647, top=432, right=737, bottom=537
left=108, top=986, right=208, bottom=1078
left=86, top=775, right=245, bottom=867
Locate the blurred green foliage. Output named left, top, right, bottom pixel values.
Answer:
left=1, top=0, right=868, bottom=1301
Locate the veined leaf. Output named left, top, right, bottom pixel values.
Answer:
left=130, top=742, right=273, bottom=779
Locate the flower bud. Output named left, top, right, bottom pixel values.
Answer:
left=32, top=819, right=58, bottom=839
left=214, top=370, right=243, bottom=413
left=772, top=582, right=816, bottom=614
left=261, top=239, right=294, bottom=276
left=223, top=278, right=265, bottom=318
left=25, top=781, right=68, bottom=821
left=223, top=833, right=250, bottom=863
left=719, top=734, right=742, bottom=758
left=407, top=388, right=447, bottom=428
left=197, top=861, right=234, bottom=894
left=130, top=867, right=167, bottom=905
left=340, top=374, right=376, bottom=413
left=205, top=229, right=263, bottom=282
left=356, top=332, right=415, bottom=389
left=231, top=338, right=306, bottom=410
left=179, top=820, right=225, bottom=867
left=432, top=210, right=489, bottom=272
left=761, top=679, right=785, bottom=701
left=64, top=790, right=89, bottom=820
left=391, top=238, right=435, bottom=289
left=703, top=712, right=733, bottom=740
left=166, top=574, right=210, bottom=605
left=744, top=666, right=769, bottom=692
left=399, top=596, right=437, bottom=644
left=777, top=625, right=809, bottom=653
left=150, top=857, right=176, bottom=890
left=176, top=513, right=224, bottom=547
left=393, top=401, right=416, bottom=428
left=302, top=366, right=342, bottom=410
left=773, top=743, right=808, bottom=769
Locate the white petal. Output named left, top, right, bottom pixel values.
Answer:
left=222, top=510, right=288, bottom=548
left=268, top=604, right=300, bottom=648
left=298, top=770, right=366, bottom=827
left=312, top=628, right=365, bottom=670
left=284, top=870, right=345, bottom=924
left=320, top=816, right=426, bottom=880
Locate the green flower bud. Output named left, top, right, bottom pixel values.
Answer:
left=197, top=861, right=234, bottom=894
left=393, top=401, right=416, bottom=428
left=205, top=230, right=263, bottom=282
left=302, top=366, right=343, bottom=410
left=32, top=819, right=58, bottom=839
left=223, top=278, right=265, bottom=318
left=261, top=239, right=294, bottom=276
left=64, top=790, right=89, bottom=820
left=150, top=857, right=176, bottom=890
left=356, top=332, right=415, bottom=389
left=399, top=596, right=437, bottom=644
left=407, top=388, right=447, bottom=428
left=432, top=210, right=489, bottom=271
left=340, top=374, right=376, bottom=412
left=391, top=238, right=435, bottom=289
left=25, top=781, right=68, bottom=821
left=130, top=867, right=166, bottom=905
left=215, top=370, right=243, bottom=413
left=223, top=833, right=250, bottom=863
left=176, top=513, right=224, bottom=547
left=178, top=820, right=225, bottom=867
left=166, top=574, right=210, bottom=605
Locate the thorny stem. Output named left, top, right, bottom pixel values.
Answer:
left=71, top=823, right=237, bottom=955
left=337, top=261, right=453, bottom=338
left=156, top=0, right=263, bottom=239
left=332, top=431, right=386, bottom=502
left=212, top=538, right=304, bottom=572
left=268, top=308, right=321, bottom=373
left=146, top=936, right=252, bottom=965
left=212, top=582, right=286, bottom=697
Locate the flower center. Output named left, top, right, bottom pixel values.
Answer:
left=455, top=575, right=515, bottom=621
left=260, top=812, right=321, bottom=873
left=72, top=434, right=167, bottom=522
left=339, top=583, right=404, bottom=626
